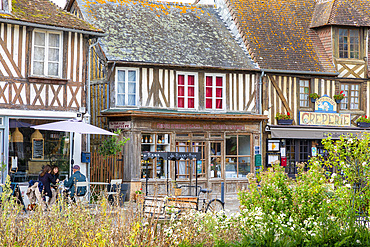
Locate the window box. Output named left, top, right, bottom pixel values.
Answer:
left=357, top=122, right=370, bottom=128
left=277, top=119, right=293, bottom=125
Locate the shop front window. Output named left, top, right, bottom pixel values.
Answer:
left=175, top=141, right=206, bottom=179
left=225, top=135, right=251, bottom=178
left=210, top=142, right=222, bottom=178
left=9, top=119, right=70, bottom=182
left=140, top=133, right=170, bottom=179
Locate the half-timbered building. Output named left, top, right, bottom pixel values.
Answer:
left=226, top=0, right=370, bottom=177
left=67, top=0, right=267, bottom=196
left=0, top=0, right=103, bottom=183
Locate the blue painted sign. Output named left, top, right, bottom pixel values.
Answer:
left=314, top=95, right=337, bottom=113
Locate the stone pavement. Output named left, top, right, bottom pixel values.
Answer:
left=223, top=196, right=241, bottom=216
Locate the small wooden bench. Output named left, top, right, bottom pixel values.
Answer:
left=143, top=196, right=198, bottom=219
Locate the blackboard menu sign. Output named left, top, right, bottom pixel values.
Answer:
left=32, top=138, right=44, bottom=160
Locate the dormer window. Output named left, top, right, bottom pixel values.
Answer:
left=338, top=28, right=359, bottom=59
left=0, top=0, right=10, bottom=12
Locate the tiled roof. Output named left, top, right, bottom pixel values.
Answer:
left=329, top=0, right=370, bottom=26
left=227, top=0, right=336, bottom=72
left=76, top=0, right=256, bottom=70
left=310, top=0, right=334, bottom=28
left=0, top=0, right=102, bottom=33
left=312, top=0, right=370, bottom=28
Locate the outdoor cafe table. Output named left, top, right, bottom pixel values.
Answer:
left=89, top=182, right=109, bottom=199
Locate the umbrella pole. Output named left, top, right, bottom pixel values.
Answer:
left=71, top=132, right=75, bottom=173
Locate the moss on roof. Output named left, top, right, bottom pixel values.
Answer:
left=227, top=0, right=370, bottom=72
left=0, top=0, right=103, bottom=33
left=77, top=0, right=255, bottom=69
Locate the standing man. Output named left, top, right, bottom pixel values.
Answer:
left=64, top=165, right=86, bottom=198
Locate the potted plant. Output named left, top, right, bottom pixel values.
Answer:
left=333, top=91, right=345, bottom=104
left=134, top=188, right=144, bottom=203
left=275, top=112, right=293, bottom=125
left=356, top=115, right=370, bottom=128
left=309, top=93, right=320, bottom=103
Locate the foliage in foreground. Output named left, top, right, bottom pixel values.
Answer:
left=238, top=133, right=370, bottom=246
left=0, top=177, right=241, bottom=246
left=3, top=133, right=370, bottom=246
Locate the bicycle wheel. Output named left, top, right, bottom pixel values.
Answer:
left=205, top=199, right=224, bottom=214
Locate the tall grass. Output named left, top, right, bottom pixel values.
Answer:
left=0, top=178, right=242, bottom=246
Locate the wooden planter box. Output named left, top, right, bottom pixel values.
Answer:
left=357, top=122, right=370, bottom=128
left=277, top=119, right=293, bottom=125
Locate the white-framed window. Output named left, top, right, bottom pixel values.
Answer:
left=340, top=83, right=360, bottom=110
left=32, top=30, right=62, bottom=77
left=115, top=68, right=139, bottom=106
left=205, top=74, right=225, bottom=110
left=177, top=72, right=198, bottom=110
left=299, top=79, right=310, bottom=107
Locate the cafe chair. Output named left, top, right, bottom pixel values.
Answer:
left=107, top=179, right=123, bottom=204
left=74, top=181, right=89, bottom=203
left=107, top=179, right=122, bottom=195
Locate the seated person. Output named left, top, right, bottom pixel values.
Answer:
left=38, top=165, right=59, bottom=209
left=64, top=165, right=86, bottom=198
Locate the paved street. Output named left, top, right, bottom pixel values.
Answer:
left=223, top=196, right=241, bottom=216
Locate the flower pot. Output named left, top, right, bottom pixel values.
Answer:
left=357, top=122, right=370, bottom=128
left=310, top=98, right=316, bottom=103
left=174, top=188, right=182, bottom=196
left=277, top=119, right=293, bottom=125
left=335, top=99, right=342, bottom=104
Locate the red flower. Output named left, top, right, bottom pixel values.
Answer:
left=340, top=91, right=343, bottom=94
left=366, top=115, right=368, bottom=119
left=287, top=112, right=290, bottom=116
left=140, top=188, right=142, bottom=190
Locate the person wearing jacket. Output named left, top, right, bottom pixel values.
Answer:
left=38, top=165, right=59, bottom=209
left=64, top=165, right=86, bottom=198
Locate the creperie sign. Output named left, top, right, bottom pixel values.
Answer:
left=299, top=112, right=351, bottom=127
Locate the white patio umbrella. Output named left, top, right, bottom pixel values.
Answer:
left=31, top=119, right=117, bottom=167
left=31, top=119, right=117, bottom=135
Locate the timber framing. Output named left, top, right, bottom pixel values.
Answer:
left=100, top=110, right=268, bottom=121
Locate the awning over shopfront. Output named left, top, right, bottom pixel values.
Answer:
left=267, top=125, right=369, bottom=139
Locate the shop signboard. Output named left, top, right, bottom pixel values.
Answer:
left=109, top=121, right=131, bottom=130
left=155, top=122, right=246, bottom=131
left=300, top=112, right=351, bottom=126
left=312, top=147, right=317, bottom=157
left=255, top=154, right=261, bottom=167
left=314, top=95, right=337, bottom=113
left=32, top=138, right=44, bottom=160
left=300, top=95, right=350, bottom=127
